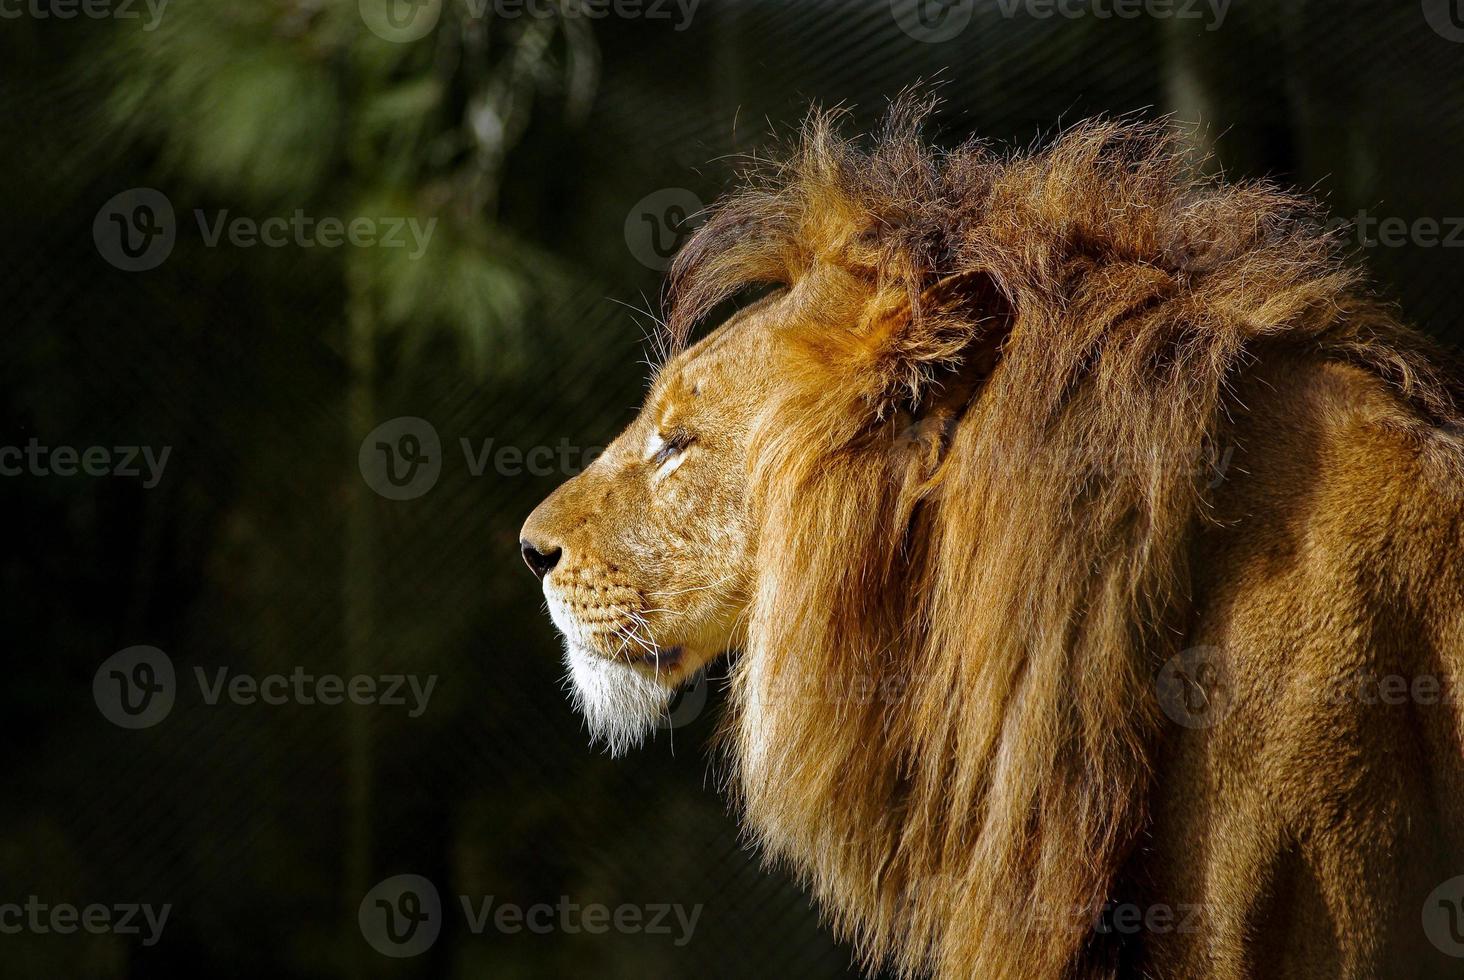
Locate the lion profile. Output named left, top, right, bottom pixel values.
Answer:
left=523, top=96, right=1464, bottom=978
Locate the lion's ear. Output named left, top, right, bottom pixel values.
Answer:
left=886, top=270, right=1014, bottom=472
left=908, top=269, right=1013, bottom=399
left=916, top=268, right=1012, bottom=382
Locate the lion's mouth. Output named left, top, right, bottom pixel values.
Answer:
left=627, top=645, right=684, bottom=671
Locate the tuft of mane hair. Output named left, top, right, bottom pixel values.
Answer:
left=664, top=95, right=1464, bottom=979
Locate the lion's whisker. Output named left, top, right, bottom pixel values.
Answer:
left=647, top=573, right=735, bottom=598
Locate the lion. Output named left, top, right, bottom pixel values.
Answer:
left=520, top=99, right=1464, bottom=978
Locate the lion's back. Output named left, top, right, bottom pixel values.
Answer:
left=1135, top=354, right=1464, bottom=979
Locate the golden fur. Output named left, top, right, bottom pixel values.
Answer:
left=525, top=98, right=1464, bottom=978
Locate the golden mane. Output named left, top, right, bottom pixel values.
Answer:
left=665, top=99, right=1464, bottom=977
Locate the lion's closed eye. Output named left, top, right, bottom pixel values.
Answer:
left=648, top=428, right=695, bottom=479
left=651, top=428, right=693, bottom=463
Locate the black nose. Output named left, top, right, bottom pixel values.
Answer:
left=520, top=539, right=562, bottom=580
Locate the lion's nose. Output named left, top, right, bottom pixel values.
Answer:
left=521, top=484, right=575, bottom=580
left=520, top=538, right=562, bottom=580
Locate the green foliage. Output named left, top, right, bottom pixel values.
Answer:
left=352, top=215, right=538, bottom=374
left=101, top=0, right=598, bottom=372
left=103, top=4, right=343, bottom=201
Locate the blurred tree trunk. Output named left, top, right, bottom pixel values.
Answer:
left=1160, top=3, right=1296, bottom=176
left=1161, top=16, right=1216, bottom=159
left=343, top=264, right=377, bottom=977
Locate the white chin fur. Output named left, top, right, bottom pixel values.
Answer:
left=562, top=643, right=671, bottom=756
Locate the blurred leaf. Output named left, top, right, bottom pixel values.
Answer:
left=98, top=0, right=599, bottom=372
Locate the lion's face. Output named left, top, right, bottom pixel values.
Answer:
left=520, top=297, right=780, bottom=752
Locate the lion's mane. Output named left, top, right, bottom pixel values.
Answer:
left=665, top=98, right=1463, bottom=978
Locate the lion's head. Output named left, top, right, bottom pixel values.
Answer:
left=519, top=294, right=779, bottom=753
left=523, top=98, right=1462, bottom=977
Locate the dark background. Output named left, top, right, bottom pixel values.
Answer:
left=2, top=0, right=1462, bottom=976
